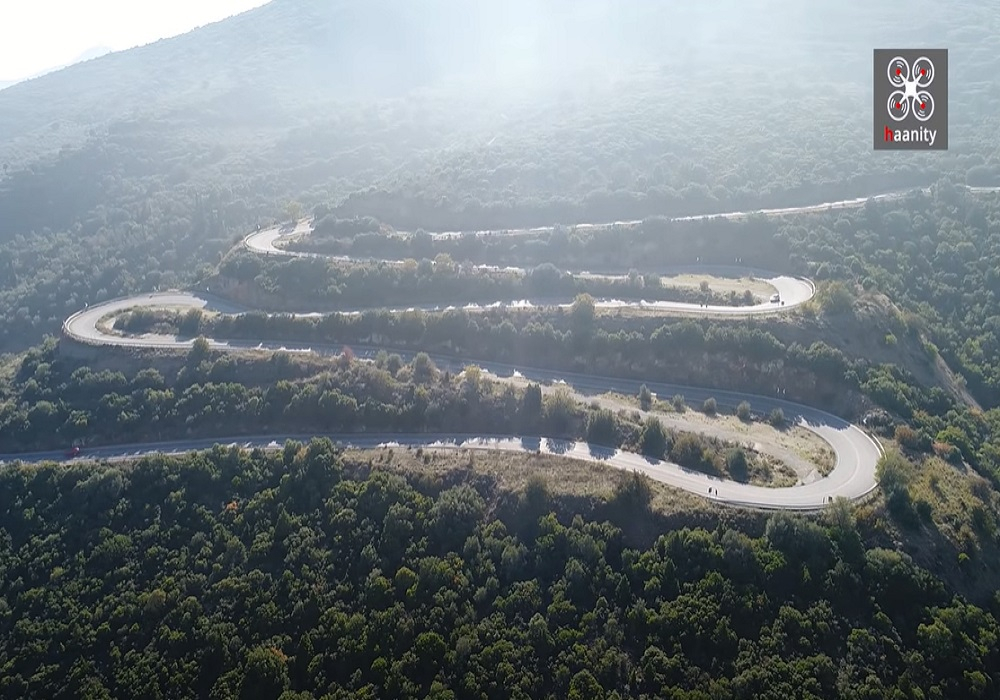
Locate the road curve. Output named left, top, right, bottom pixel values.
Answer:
left=62, top=295, right=878, bottom=510
left=58, top=186, right=996, bottom=508
left=253, top=184, right=1000, bottom=241
left=244, top=224, right=816, bottom=316
left=0, top=432, right=877, bottom=512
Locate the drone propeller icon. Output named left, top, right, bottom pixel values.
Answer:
left=887, top=56, right=935, bottom=122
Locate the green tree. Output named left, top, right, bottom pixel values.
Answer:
left=586, top=408, right=619, bottom=446
left=179, top=308, right=204, bottom=336
left=545, top=387, right=578, bottom=433
left=521, top=383, right=543, bottom=426
left=522, top=473, right=550, bottom=514
left=189, top=336, right=212, bottom=365
left=817, top=281, right=855, bottom=315
left=239, top=647, right=289, bottom=700
left=639, top=416, right=669, bottom=458
left=569, top=670, right=605, bottom=700
left=412, top=352, right=437, bottom=383
left=570, top=293, right=596, bottom=333
left=612, top=470, right=652, bottom=513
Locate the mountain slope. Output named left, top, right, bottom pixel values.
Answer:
left=3, top=0, right=999, bottom=168
left=0, top=0, right=998, bottom=354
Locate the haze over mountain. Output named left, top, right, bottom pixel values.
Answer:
left=0, top=46, right=113, bottom=92
left=3, top=0, right=997, bottom=168
left=0, top=0, right=997, bottom=351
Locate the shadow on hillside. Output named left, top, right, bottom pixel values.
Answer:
left=882, top=497, right=1000, bottom=607
left=520, top=436, right=541, bottom=453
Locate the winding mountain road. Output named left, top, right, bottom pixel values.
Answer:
left=52, top=186, right=1000, bottom=508
left=244, top=222, right=816, bottom=316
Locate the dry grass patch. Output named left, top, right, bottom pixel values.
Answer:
left=754, top=456, right=799, bottom=488
left=660, top=273, right=777, bottom=297
left=341, top=446, right=712, bottom=517
left=908, top=456, right=1000, bottom=552
left=599, top=391, right=837, bottom=477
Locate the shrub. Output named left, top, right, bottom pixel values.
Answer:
left=894, top=425, right=920, bottom=450
left=586, top=409, right=618, bottom=446
left=932, top=441, right=962, bottom=464
left=638, top=384, right=653, bottom=411
left=726, top=448, right=749, bottom=481
left=736, top=401, right=752, bottom=421
left=612, top=471, right=652, bottom=513
left=702, top=397, right=717, bottom=415
left=639, top=417, right=669, bottom=459
left=914, top=498, right=933, bottom=522
left=671, top=434, right=711, bottom=472
left=768, top=408, right=785, bottom=427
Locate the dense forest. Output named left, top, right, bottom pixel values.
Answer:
left=1, top=440, right=998, bottom=698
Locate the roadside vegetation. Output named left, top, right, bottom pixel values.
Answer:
left=209, top=252, right=760, bottom=311
left=108, top=296, right=1000, bottom=485
left=1, top=339, right=793, bottom=487
left=292, top=187, right=1000, bottom=413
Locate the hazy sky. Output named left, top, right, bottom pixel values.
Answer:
left=0, top=0, right=270, bottom=81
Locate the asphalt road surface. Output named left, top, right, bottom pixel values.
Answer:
left=61, top=297, right=876, bottom=510
left=244, top=227, right=816, bottom=316
left=0, top=427, right=880, bottom=511
left=249, top=185, right=1000, bottom=242
left=61, top=188, right=1000, bottom=508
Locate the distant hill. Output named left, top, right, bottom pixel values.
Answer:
left=72, top=46, right=114, bottom=64
left=2, top=0, right=997, bottom=169
left=0, top=0, right=998, bottom=219
left=0, top=46, right=112, bottom=93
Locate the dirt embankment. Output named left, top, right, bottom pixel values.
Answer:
left=204, top=275, right=312, bottom=313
